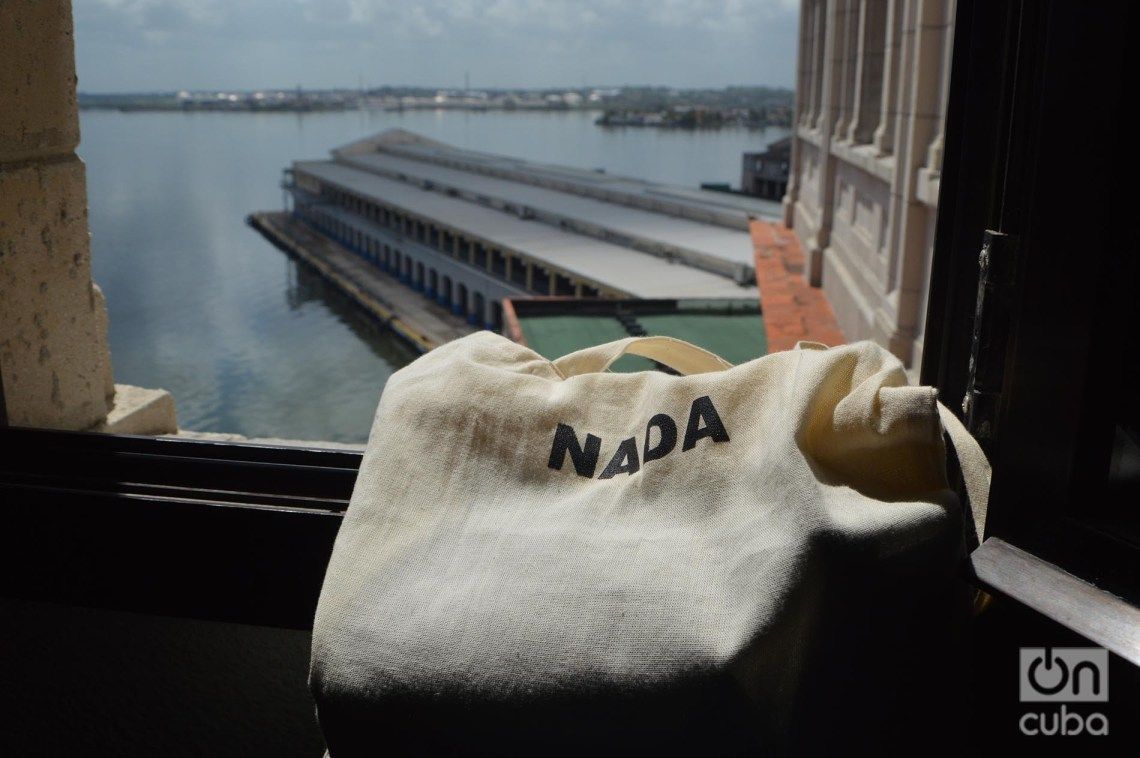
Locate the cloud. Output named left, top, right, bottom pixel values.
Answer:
left=73, top=0, right=798, bottom=91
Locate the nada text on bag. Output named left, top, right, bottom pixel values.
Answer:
left=548, top=395, right=730, bottom=479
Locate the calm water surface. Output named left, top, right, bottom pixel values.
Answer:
left=81, top=109, right=788, bottom=442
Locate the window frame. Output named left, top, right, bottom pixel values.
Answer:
left=922, top=0, right=1138, bottom=663
left=0, top=425, right=354, bottom=630
left=2, top=0, right=1136, bottom=661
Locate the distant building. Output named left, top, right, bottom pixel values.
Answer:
left=741, top=137, right=790, bottom=201
left=783, top=0, right=955, bottom=368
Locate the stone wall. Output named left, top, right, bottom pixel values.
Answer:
left=1, top=0, right=176, bottom=433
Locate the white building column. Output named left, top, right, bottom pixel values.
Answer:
left=784, top=0, right=816, bottom=223
left=803, top=0, right=823, bottom=127
left=833, top=0, right=861, bottom=141
left=847, top=0, right=888, bottom=144
left=879, top=0, right=951, bottom=365
left=872, top=0, right=902, bottom=155
left=803, top=0, right=845, bottom=285
left=924, top=1, right=956, bottom=175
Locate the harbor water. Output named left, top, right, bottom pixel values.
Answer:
left=81, top=108, right=788, bottom=442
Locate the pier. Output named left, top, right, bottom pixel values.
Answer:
left=256, top=130, right=771, bottom=354
left=248, top=211, right=475, bottom=352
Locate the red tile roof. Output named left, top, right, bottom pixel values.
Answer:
left=750, top=220, right=845, bottom=352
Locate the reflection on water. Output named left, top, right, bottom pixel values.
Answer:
left=80, top=109, right=787, bottom=442
left=285, top=259, right=420, bottom=370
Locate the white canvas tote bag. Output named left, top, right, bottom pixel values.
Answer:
left=311, top=332, right=989, bottom=755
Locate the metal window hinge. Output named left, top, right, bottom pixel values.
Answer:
left=963, top=230, right=1018, bottom=445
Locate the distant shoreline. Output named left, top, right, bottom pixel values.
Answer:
left=79, top=102, right=792, bottom=131
left=77, top=86, right=794, bottom=125
left=77, top=105, right=790, bottom=131
left=78, top=102, right=604, bottom=114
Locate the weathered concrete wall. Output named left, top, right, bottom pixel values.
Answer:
left=1, top=0, right=176, bottom=433
left=0, top=0, right=114, bottom=429
left=0, top=1, right=82, bottom=165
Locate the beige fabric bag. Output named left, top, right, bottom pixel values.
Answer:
left=311, top=332, right=989, bottom=755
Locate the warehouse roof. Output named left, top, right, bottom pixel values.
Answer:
left=336, top=130, right=783, bottom=224
left=294, top=160, right=758, bottom=300
left=336, top=150, right=760, bottom=276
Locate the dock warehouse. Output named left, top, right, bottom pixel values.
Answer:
left=285, top=130, right=769, bottom=330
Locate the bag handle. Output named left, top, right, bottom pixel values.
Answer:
left=937, top=402, right=991, bottom=545
left=553, top=336, right=734, bottom=377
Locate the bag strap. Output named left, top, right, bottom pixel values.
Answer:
left=937, top=402, right=992, bottom=545
left=553, top=336, right=733, bottom=377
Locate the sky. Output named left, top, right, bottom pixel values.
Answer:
left=73, top=0, right=799, bottom=92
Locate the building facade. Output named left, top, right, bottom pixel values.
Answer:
left=741, top=137, right=791, bottom=201
left=783, top=0, right=955, bottom=368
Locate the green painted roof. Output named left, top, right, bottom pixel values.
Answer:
left=636, top=313, right=766, bottom=366
left=518, top=315, right=656, bottom=372
left=518, top=310, right=766, bottom=372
